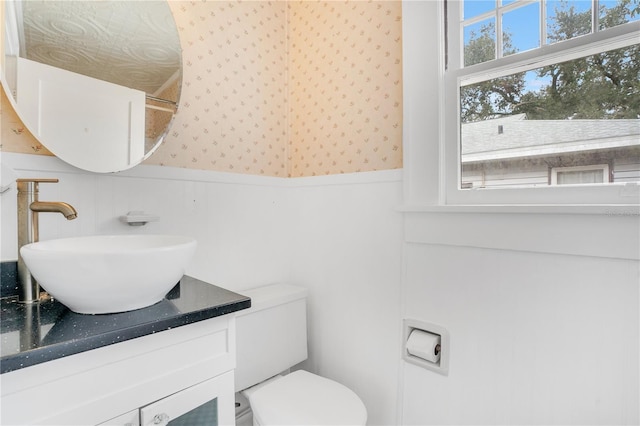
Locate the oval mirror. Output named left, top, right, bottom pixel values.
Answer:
left=1, top=0, right=182, bottom=173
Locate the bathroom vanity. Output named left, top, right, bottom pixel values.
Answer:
left=0, top=269, right=250, bottom=425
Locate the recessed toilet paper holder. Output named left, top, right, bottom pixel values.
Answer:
left=403, top=319, right=449, bottom=376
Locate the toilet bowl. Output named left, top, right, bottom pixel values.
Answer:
left=234, top=284, right=367, bottom=426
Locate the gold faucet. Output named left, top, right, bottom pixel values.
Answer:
left=30, top=201, right=78, bottom=219
left=16, top=178, right=78, bottom=303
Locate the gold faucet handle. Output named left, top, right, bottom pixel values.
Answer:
left=16, top=178, right=59, bottom=192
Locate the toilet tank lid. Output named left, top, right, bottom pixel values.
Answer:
left=236, top=283, right=308, bottom=316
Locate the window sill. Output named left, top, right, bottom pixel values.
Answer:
left=401, top=204, right=639, bottom=260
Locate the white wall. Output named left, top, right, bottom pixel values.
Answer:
left=400, top=213, right=639, bottom=425
left=0, top=152, right=404, bottom=426
left=286, top=173, right=404, bottom=426
left=400, top=1, right=640, bottom=424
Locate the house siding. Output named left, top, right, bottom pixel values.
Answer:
left=462, top=147, right=640, bottom=188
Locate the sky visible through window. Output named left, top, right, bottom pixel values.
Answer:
left=462, top=0, right=640, bottom=92
left=462, top=1, right=640, bottom=50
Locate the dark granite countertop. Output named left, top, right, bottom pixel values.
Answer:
left=0, top=262, right=250, bottom=374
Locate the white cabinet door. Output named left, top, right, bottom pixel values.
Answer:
left=16, top=57, right=146, bottom=172
left=139, top=371, right=235, bottom=426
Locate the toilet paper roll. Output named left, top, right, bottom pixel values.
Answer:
left=406, top=329, right=441, bottom=363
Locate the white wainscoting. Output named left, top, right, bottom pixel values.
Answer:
left=0, top=152, right=405, bottom=426
left=401, top=238, right=639, bottom=425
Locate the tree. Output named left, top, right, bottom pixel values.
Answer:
left=460, top=23, right=526, bottom=123
left=460, top=0, right=640, bottom=122
left=521, top=0, right=640, bottom=119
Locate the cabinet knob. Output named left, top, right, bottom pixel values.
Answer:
left=152, top=413, right=170, bottom=425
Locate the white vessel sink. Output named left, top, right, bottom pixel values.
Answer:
left=20, top=235, right=197, bottom=314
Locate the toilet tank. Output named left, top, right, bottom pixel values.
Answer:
left=234, top=284, right=308, bottom=391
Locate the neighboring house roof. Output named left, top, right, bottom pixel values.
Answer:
left=462, top=114, right=640, bottom=163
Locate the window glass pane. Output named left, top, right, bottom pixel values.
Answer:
left=556, top=168, right=605, bottom=184
left=464, top=17, right=496, bottom=66
left=459, top=45, right=640, bottom=189
left=459, top=1, right=637, bottom=68
left=168, top=398, right=218, bottom=425
left=464, top=1, right=496, bottom=19
left=502, top=2, right=540, bottom=56
left=599, top=0, right=640, bottom=30
left=546, top=0, right=592, bottom=44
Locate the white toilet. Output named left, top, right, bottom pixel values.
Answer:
left=234, top=284, right=367, bottom=426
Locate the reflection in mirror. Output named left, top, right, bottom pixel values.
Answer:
left=1, top=0, right=182, bottom=172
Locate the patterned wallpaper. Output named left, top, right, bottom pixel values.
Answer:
left=148, top=0, right=290, bottom=175
left=1, top=1, right=403, bottom=177
left=287, top=1, right=403, bottom=176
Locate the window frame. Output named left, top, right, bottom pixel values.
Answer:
left=442, top=0, right=640, bottom=206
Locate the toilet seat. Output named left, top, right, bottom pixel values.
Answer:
left=248, top=370, right=367, bottom=426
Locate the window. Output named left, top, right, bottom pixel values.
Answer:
left=551, top=164, right=610, bottom=185
left=444, top=0, right=640, bottom=205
